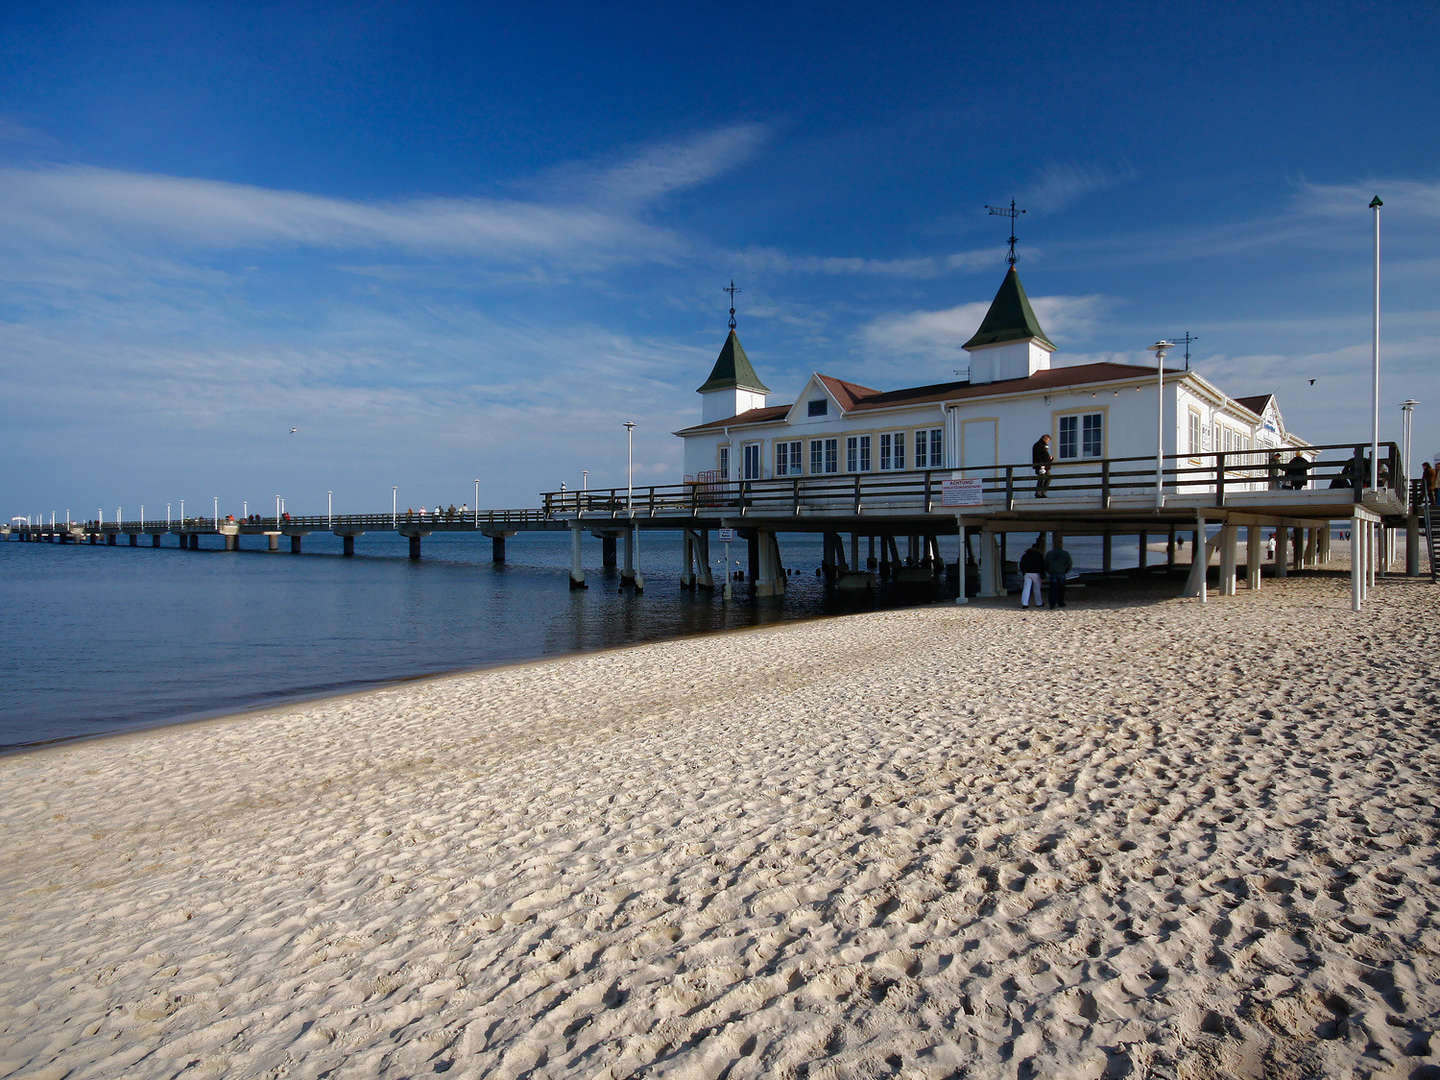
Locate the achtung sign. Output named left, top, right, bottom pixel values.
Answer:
left=941, top=476, right=984, bottom=507
left=717, top=528, right=736, bottom=541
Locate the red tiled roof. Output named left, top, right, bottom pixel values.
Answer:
left=677, top=362, right=1165, bottom=432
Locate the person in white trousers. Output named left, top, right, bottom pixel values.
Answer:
left=1019, top=542, right=1045, bottom=608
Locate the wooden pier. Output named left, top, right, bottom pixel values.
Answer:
left=8, top=443, right=1429, bottom=612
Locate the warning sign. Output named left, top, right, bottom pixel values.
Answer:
left=941, top=476, right=984, bottom=507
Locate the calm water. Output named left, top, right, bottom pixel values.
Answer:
left=0, top=527, right=1138, bottom=750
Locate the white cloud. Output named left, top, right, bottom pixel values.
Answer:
left=861, top=294, right=1109, bottom=357
left=0, top=165, right=685, bottom=261
left=731, top=245, right=997, bottom=279
left=1020, top=162, right=1133, bottom=214
left=1292, top=179, right=1440, bottom=220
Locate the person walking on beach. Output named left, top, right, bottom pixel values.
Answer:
left=1019, top=542, right=1044, bottom=608
left=1032, top=433, right=1053, bottom=498
left=1043, top=538, right=1072, bottom=609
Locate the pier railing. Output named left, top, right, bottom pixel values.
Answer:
left=59, top=508, right=552, bottom=534
left=541, top=442, right=1404, bottom=519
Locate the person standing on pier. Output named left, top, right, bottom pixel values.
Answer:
left=1044, top=539, right=1072, bottom=609
left=1032, top=433, right=1053, bottom=498
left=1019, top=543, right=1044, bottom=608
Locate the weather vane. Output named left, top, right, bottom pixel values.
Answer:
left=724, top=279, right=741, bottom=331
left=985, top=199, right=1027, bottom=267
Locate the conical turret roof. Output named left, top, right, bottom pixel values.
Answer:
left=696, top=330, right=771, bottom=394
left=962, top=266, right=1055, bottom=351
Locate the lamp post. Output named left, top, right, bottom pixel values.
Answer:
left=140, top=504, right=144, bottom=528
left=624, top=421, right=636, bottom=512
left=65, top=509, right=70, bottom=527
left=166, top=503, right=171, bottom=527
left=1371, top=195, right=1383, bottom=489
left=275, top=494, right=281, bottom=526
left=1401, top=399, right=1420, bottom=503
left=1148, top=341, right=1173, bottom=508
left=243, top=500, right=248, bottom=518
left=392, top=486, right=397, bottom=528
left=473, top=479, right=479, bottom=526
left=327, top=490, right=333, bottom=527
left=213, top=496, right=218, bottom=527
left=179, top=499, right=184, bottom=523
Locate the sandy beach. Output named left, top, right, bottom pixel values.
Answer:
left=2, top=566, right=1437, bottom=1079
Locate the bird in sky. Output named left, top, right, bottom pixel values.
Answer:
left=1308, top=379, right=1316, bottom=386
left=289, top=427, right=298, bottom=434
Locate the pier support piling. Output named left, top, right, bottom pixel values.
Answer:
left=291, top=535, right=303, bottom=555
left=225, top=533, right=238, bottom=552
left=268, top=533, right=279, bottom=552
left=342, top=535, right=355, bottom=557
left=151, top=534, right=161, bottom=547
left=601, top=535, right=617, bottom=569
left=409, top=535, right=421, bottom=561
left=569, top=523, right=587, bottom=589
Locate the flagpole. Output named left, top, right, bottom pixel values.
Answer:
left=1370, top=195, right=1382, bottom=489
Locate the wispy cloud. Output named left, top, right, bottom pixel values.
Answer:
left=1020, top=162, right=1134, bottom=214
left=537, top=122, right=774, bottom=206
left=0, top=165, right=685, bottom=261
left=1291, top=179, right=1440, bottom=220
left=732, top=245, right=997, bottom=279
left=861, top=294, right=1110, bottom=357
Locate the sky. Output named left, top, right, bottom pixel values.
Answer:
left=3, top=1, right=1438, bottom=520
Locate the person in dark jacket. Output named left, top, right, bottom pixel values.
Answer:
left=1019, top=543, right=1044, bottom=608
left=1043, top=539, right=1073, bottom=609
left=1032, top=434, right=1054, bottom=498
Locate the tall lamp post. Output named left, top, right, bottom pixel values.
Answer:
left=473, top=479, right=479, bottom=526
left=213, top=496, right=219, bottom=527
left=1148, top=341, right=1173, bottom=508
left=624, top=421, right=636, bottom=511
left=392, top=486, right=398, bottom=527
left=327, top=490, right=333, bottom=527
left=1370, top=195, right=1383, bottom=489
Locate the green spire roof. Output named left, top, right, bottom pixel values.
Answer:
left=962, top=266, right=1055, bottom=351
left=696, top=329, right=771, bottom=394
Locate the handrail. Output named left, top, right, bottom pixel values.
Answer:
left=12, top=442, right=1408, bottom=539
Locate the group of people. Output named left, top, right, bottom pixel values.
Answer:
left=1018, top=537, right=1072, bottom=610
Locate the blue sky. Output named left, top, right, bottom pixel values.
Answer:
left=3, top=1, right=1438, bottom=519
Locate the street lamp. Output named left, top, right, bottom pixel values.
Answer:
left=392, top=486, right=398, bottom=527
left=179, top=499, right=184, bottom=523
left=624, top=421, right=636, bottom=512
left=213, top=496, right=218, bottom=527
left=473, top=479, right=479, bottom=526
left=327, top=490, right=333, bottom=527
left=1370, top=195, right=1383, bottom=489
left=166, top=503, right=171, bottom=527
left=1401, top=399, right=1420, bottom=502
left=275, top=494, right=281, bottom=526
left=1148, top=341, right=1173, bottom=508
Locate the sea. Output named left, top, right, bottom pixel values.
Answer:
left=1, top=528, right=1144, bottom=750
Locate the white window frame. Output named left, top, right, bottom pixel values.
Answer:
left=916, top=427, right=943, bottom=468
left=845, top=434, right=872, bottom=473
left=775, top=440, right=802, bottom=477
left=741, top=442, right=762, bottom=481
left=811, top=437, right=839, bottom=475
left=717, top=445, right=730, bottom=480
left=1058, top=412, right=1105, bottom=461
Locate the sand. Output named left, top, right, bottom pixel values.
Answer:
left=1, top=567, right=1437, bottom=1079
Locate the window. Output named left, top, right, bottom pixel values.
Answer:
left=1058, top=413, right=1103, bottom=460
left=718, top=445, right=730, bottom=480
left=846, top=435, right=872, bottom=473
left=811, top=437, right=838, bottom=474
left=1188, top=411, right=1202, bottom=456
left=915, top=427, right=943, bottom=468
left=879, top=431, right=906, bottom=470
left=775, top=440, right=802, bottom=476
left=808, top=399, right=828, bottom=417
left=742, top=443, right=762, bottom=481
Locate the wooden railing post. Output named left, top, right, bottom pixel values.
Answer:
left=1215, top=452, right=1227, bottom=506
left=792, top=478, right=801, bottom=514
left=923, top=471, right=933, bottom=513
left=1101, top=459, right=1111, bottom=508
left=1005, top=466, right=1014, bottom=510
left=853, top=474, right=862, bottom=514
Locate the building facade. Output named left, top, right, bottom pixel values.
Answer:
left=677, top=267, right=1303, bottom=490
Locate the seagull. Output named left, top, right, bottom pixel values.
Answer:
left=289, top=427, right=298, bottom=434
left=1308, top=379, right=1316, bottom=386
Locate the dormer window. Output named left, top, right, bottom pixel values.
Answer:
left=808, top=400, right=828, bottom=417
